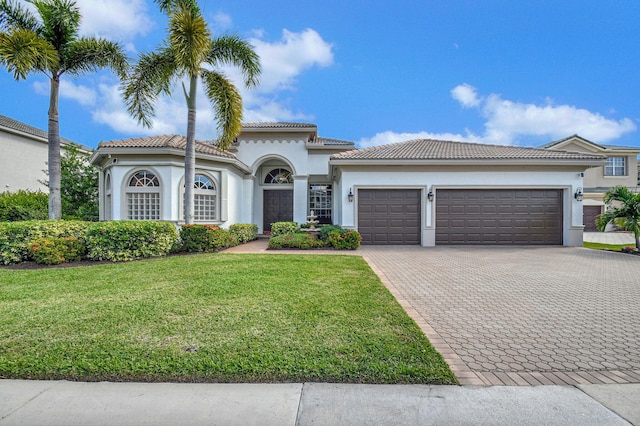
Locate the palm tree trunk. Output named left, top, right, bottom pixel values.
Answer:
left=183, top=75, right=198, bottom=225
left=48, top=74, right=62, bottom=220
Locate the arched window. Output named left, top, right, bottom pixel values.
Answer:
left=264, top=168, right=293, bottom=184
left=126, top=170, right=160, bottom=220
left=189, top=174, right=217, bottom=221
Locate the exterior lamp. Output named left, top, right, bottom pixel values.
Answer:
left=348, top=188, right=354, bottom=202
left=574, top=187, right=583, bottom=202
left=427, top=191, right=434, bottom=202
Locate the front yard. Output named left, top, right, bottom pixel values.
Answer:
left=0, top=254, right=456, bottom=384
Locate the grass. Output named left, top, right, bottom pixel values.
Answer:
left=0, top=254, right=456, bottom=384
left=583, top=242, right=631, bottom=251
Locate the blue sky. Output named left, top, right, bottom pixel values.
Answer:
left=1, top=0, right=638, bottom=149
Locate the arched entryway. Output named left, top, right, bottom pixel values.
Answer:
left=262, top=167, right=293, bottom=231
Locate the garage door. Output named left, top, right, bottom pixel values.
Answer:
left=436, top=189, right=563, bottom=245
left=583, top=205, right=602, bottom=232
left=358, top=189, right=421, bottom=245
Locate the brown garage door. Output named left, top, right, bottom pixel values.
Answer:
left=436, top=189, right=563, bottom=245
left=583, top=205, right=602, bottom=232
left=358, top=189, right=421, bottom=245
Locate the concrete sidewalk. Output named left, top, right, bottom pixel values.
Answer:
left=1, top=380, right=639, bottom=425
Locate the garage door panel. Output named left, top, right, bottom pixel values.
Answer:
left=436, top=189, right=562, bottom=245
left=358, top=189, right=421, bottom=245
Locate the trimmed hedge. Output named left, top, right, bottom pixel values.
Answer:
left=179, top=224, right=235, bottom=253
left=328, top=229, right=362, bottom=250
left=0, top=220, right=88, bottom=264
left=0, top=190, right=48, bottom=222
left=268, top=232, right=325, bottom=249
left=29, top=237, right=85, bottom=265
left=228, top=223, right=258, bottom=244
left=270, top=222, right=298, bottom=237
left=85, top=221, right=178, bottom=262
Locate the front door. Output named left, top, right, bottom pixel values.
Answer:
left=263, top=190, right=293, bottom=231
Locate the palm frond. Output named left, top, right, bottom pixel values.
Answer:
left=0, top=27, right=57, bottom=78
left=32, top=0, right=80, bottom=51
left=0, top=0, right=41, bottom=32
left=123, top=48, right=177, bottom=128
left=62, top=37, right=128, bottom=78
left=207, top=35, right=261, bottom=88
left=168, top=3, right=210, bottom=73
left=201, top=69, right=242, bottom=151
left=597, top=185, right=640, bottom=246
left=154, top=0, right=198, bottom=13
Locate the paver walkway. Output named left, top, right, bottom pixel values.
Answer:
left=226, top=240, right=640, bottom=386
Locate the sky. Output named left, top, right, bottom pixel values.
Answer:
left=1, top=0, right=638, bottom=150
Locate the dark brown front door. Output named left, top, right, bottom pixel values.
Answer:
left=436, top=189, right=563, bottom=245
left=358, top=189, right=421, bottom=245
left=583, top=205, right=602, bottom=232
left=263, top=190, right=293, bottom=231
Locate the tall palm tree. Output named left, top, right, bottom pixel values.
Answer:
left=0, top=0, right=128, bottom=219
left=124, top=0, right=260, bottom=224
left=596, top=185, right=640, bottom=248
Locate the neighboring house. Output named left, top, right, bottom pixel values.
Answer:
left=542, top=135, right=640, bottom=231
left=89, top=122, right=605, bottom=247
left=0, top=114, right=88, bottom=192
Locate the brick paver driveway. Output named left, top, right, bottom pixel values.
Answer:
left=360, top=246, right=640, bottom=386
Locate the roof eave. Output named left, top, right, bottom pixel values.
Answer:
left=329, top=158, right=607, bottom=167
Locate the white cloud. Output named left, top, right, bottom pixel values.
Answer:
left=359, top=130, right=481, bottom=149
left=451, top=83, right=480, bottom=108
left=211, top=11, right=233, bottom=32
left=74, top=0, right=154, bottom=42
left=249, top=29, right=334, bottom=92
left=33, top=80, right=97, bottom=106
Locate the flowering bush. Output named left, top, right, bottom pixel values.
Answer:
left=228, top=223, right=258, bottom=244
left=28, top=237, right=85, bottom=265
left=270, top=222, right=298, bottom=237
left=328, top=229, right=362, bottom=250
left=621, top=246, right=640, bottom=255
left=268, top=232, right=326, bottom=249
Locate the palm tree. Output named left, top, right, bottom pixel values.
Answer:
left=0, top=0, right=128, bottom=219
left=596, top=185, right=640, bottom=248
left=124, top=0, right=260, bottom=224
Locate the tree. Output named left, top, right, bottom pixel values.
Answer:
left=124, top=0, right=260, bottom=224
left=596, top=185, right=640, bottom=248
left=0, top=0, right=128, bottom=219
left=59, top=145, right=98, bottom=220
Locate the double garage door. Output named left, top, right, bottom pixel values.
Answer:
left=358, top=188, right=563, bottom=245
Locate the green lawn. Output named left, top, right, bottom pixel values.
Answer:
left=583, top=242, right=631, bottom=251
left=0, top=254, right=456, bottom=384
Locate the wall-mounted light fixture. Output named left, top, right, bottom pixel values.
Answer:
left=574, top=187, right=583, bottom=202
left=427, top=190, right=434, bottom=202
left=348, top=188, right=354, bottom=202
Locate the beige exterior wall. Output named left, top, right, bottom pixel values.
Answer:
left=0, top=131, right=49, bottom=192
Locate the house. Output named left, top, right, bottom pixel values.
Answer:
left=0, top=114, right=88, bottom=192
left=542, top=135, right=640, bottom=231
left=89, top=122, right=606, bottom=246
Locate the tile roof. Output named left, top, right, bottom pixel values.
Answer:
left=331, top=139, right=606, bottom=161
left=241, top=122, right=317, bottom=129
left=98, top=135, right=237, bottom=158
left=0, top=114, right=78, bottom=146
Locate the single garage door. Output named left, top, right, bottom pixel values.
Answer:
left=583, top=205, right=602, bottom=232
left=358, top=189, right=421, bottom=245
left=436, top=189, right=563, bottom=245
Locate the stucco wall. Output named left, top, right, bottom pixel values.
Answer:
left=335, top=165, right=586, bottom=247
left=0, top=131, right=49, bottom=192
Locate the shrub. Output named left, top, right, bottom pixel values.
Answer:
left=319, top=224, right=342, bottom=241
left=0, top=190, right=48, bottom=222
left=0, top=220, right=88, bottom=264
left=270, top=221, right=298, bottom=237
left=180, top=224, right=233, bottom=252
left=29, top=237, right=85, bottom=265
left=86, top=221, right=178, bottom=262
left=268, top=232, right=325, bottom=249
left=228, top=223, right=258, bottom=244
left=328, top=229, right=362, bottom=250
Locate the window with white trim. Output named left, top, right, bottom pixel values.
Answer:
left=309, top=184, right=332, bottom=224
left=605, top=157, right=626, bottom=176
left=187, top=174, right=217, bottom=221
left=126, top=170, right=160, bottom=220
